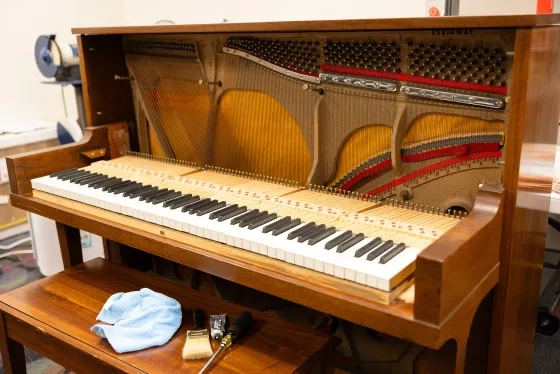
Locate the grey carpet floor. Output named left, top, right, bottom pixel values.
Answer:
left=533, top=332, right=560, bottom=374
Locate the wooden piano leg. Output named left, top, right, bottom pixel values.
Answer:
left=0, top=313, right=27, bottom=374
left=56, top=222, right=83, bottom=269
left=454, top=338, right=467, bottom=374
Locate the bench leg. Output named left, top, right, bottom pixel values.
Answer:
left=0, top=313, right=26, bottom=374
left=56, top=223, right=83, bottom=269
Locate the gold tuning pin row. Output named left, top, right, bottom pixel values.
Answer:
left=125, top=151, right=198, bottom=168
left=304, top=186, right=385, bottom=203
left=382, top=198, right=464, bottom=217
left=204, top=165, right=299, bottom=187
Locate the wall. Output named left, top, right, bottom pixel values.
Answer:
left=460, top=0, right=539, bottom=15
left=121, top=0, right=427, bottom=25
left=0, top=0, right=124, bottom=126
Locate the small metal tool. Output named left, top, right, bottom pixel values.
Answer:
left=198, top=311, right=253, bottom=374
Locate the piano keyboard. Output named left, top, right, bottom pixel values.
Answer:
left=31, top=157, right=461, bottom=292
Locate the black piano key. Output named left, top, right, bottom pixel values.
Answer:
left=366, top=240, right=394, bottom=261
left=66, top=170, right=91, bottom=181
left=95, top=177, right=122, bottom=189
left=170, top=196, right=200, bottom=210
left=163, top=194, right=192, bottom=208
left=272, top=219, right=301, bottom=236
left=145, top=189, right=172, bottom=202
left=114, top=182, right=143, bottom=194
left=248, top=213, right=278, bottom=230
left=92, top=177, right=118, bottom=189
left=80, top=174, right=106, bottom=186
left=354, top=237, right=382, bottom=258
left=240, top=211, right=269, bottom=228
left=80, top=174, right=107, bottom=185
left=126, top=185, right=156, bottom=198
left=151, top=191, right=181, bottom=205
left=124, top=183, right=149, bottom=195
left=148, top=190, right=178, bottom=204
left=60, top=170, right=88, bottom=181
left=231, top=210, right=260, bottom=225
left=139, top=188, right=165, bottom=201
left=379, top=243, right=406, bottom=264
left=218, top=207, right=248, bottom=222
left=101, top=179, right=128, bottom=191
left=191, top=199, right=220, bottom=215
left=262, top=216, right=290, bottom=234
left=58, top=169, right=85, bottom=180
left=308, top=227, right=336, bottom=246
left=287, top=222, right=316, bottom=240
left=55, top=168, right=83, bottom=177
left=197, top=201, right=227, bottom=216
left=246, top=213, right=277, bottom=230
left=181, top=198, right=211, bottom=213
left=50, top=168, right=77, bottom=178
left=73, top=173, right=101, bottom=184
left=69, top=172, right=95, bottom=183
left=336, top=233, right=365, bottom=253
left=297, top=224, right=326, bottom=243
left=106, top=180, right=135, bottom=192
left=209, top=204, right=238, bottom=220
left=101, top=180, right=134, bottom=192
left=325, top=230, right=353, bottom=250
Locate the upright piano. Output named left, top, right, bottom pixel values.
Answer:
left=7, top=14, right=560, bottom=373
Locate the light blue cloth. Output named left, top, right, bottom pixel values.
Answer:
left=91, top=288, right=182, bottom=353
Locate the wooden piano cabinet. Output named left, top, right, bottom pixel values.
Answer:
left=6, top=14, right=560, bottom=374
left=488, top=26, right=560, bottom=374
left=6, top=126, right=111, bottom=196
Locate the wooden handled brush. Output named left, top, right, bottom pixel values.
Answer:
left=182, top=308, right=213, bottom=360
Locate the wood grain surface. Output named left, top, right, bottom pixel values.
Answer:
left=77, top=35, right=135, bottom=127
left=6, top=127, right=110, bottom=196
left=9, top=187, right=500, bottom=357
left=488, top=26, right=560, bottom=374
left=0, top=258, right=339, bottom=374
left=72, top=14, right=560, bottom=35
left=415, top=183, right=504, bottom=324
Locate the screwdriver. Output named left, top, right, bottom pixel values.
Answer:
left=198, top=311, right=253, bottom=374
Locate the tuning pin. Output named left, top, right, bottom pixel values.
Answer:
left=453, top=210, right=457, bottom=218
left=420, top=204, right=424, bottom=212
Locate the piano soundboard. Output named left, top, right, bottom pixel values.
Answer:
left=31, top=154, right=461, bottom=294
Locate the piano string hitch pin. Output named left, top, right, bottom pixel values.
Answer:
left=199, top=79, right=223, bottom=87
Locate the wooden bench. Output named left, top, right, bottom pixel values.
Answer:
left=0, top=258, right=340, bottom=373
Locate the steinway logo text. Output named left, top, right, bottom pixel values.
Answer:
left=431, top=28, right=474, bottom=36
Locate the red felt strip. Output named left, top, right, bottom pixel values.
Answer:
left=365, top=151, right=502, bottom=197
left=320, top=65, right=508, bottom=95
left=401, top=143, right=500, bottom=162
left=338, top=143, right=500, bottom=191
left=340, top=159, right=392, bottom=191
